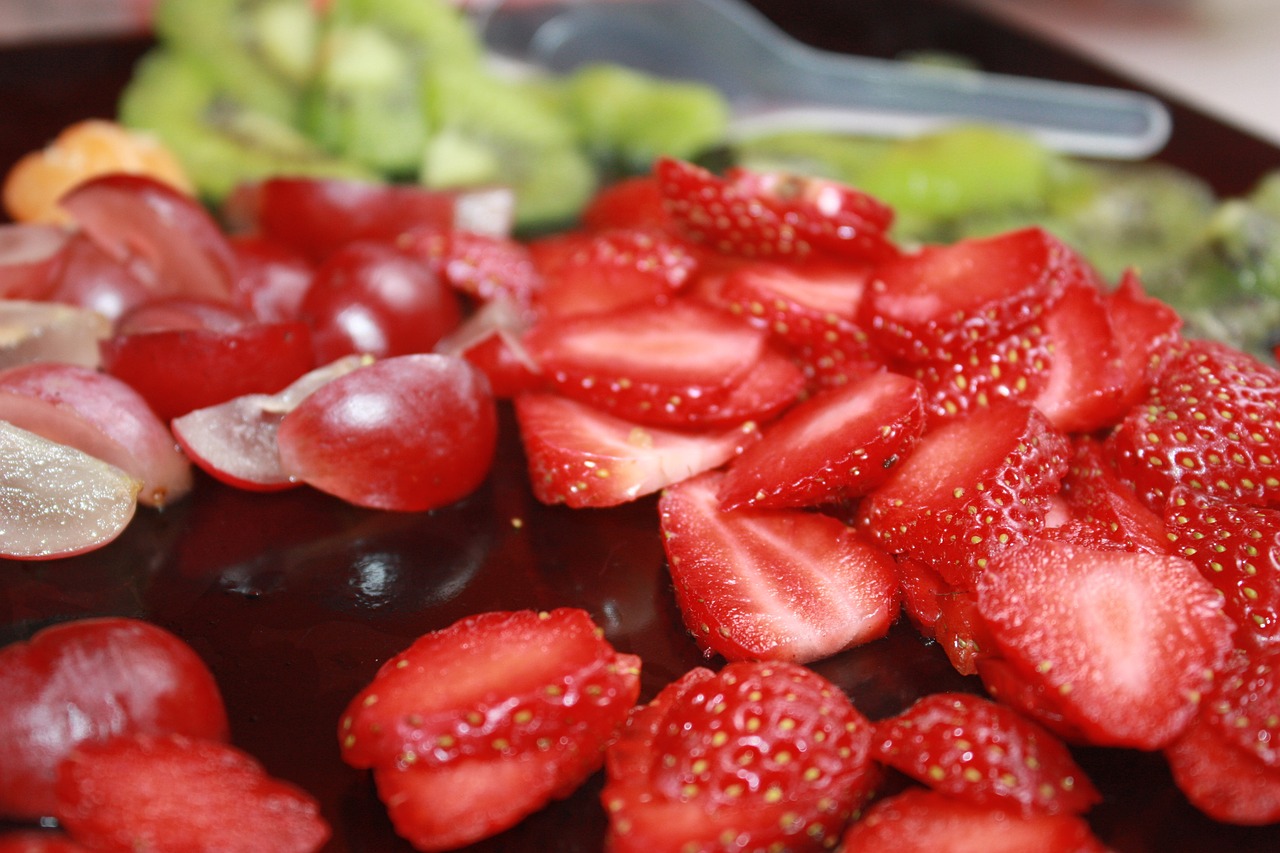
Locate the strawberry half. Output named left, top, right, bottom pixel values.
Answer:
left=1165, top=706, right=1280, bottom=826
left=338, top=608, right=640, bottom=850
left=603, top=661, right=881, bottom=853
left=858, top=227, right=1091, bottom=363
left=872, top=692, right=1100, bottom=816
left=975, top=538, right=1234, bottom=749
left=397, top=226, right=543, bottom=307
left=655, top=158, right=896, bottom=262
left=530, top=228, right=699, bottom=319
left=1049, top=437, right=1172, bottom=555
left=53, top=733, right=330, bottom=853
left=522, top=299, right=769, bottom=426
left=1163, top=486, right=1280, bottom=651
left=1106, top=337, right=1280, bottom=512
left=717, top=371, right=926, bottom=510
left=514, top=392, right=757, bottom=508
left=839, top=787, right=1107, bottom=853
left=857, top=401, right=1071, bottom=588
left=659, top=471, right=900, bottom=663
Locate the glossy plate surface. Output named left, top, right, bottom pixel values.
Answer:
left=3, top=1, right=1280, bottom=850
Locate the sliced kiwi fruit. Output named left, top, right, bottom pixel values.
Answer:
left=150, top=0, right=319, bottom=125
left=420, top=66, right=597, bottom=231
left=118, top=50, right=373, bottom=202
left=301, top=0, right=483, bottom=176
left=558, top=63, right=729, bottom=174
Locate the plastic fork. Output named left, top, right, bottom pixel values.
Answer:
left=471, top=0, right=1172, bottom=159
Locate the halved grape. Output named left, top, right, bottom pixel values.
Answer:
left=0, top=421, right=140, bottom=560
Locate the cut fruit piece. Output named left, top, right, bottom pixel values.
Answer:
left=839, top=787, right=1107, bottom=852
left=0, top=362, right=192, bottom=508
left=871, top=692, right=1100, bottom=816
left=717, top=371, right=926, bottom=510
left=277, top=353, right=497, bottom=511
left=172, top=355, right=369, bottom=491
left=603, top=661, right=880, bottom=853
left=858, top=227, right=1092, bottom=363
left=0, top=224, right=71, bottom=300
left=522, top=300, right=768, bottom=427
left=118, top=49, right=374, bottom=202
left=0, top=421, right=140, bottom=560
left=660, top=470, right=899, bottom=663
left=858, top=402, right=1071, bottom=588
left=0, top=300, right=110, bottom=370
left=514, top=392, right=756, bottom=508
left=975, top=538, right=1234, bottom=750
left=59, top=174, right=237, bottom=303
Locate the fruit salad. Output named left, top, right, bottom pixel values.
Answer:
left=3, top=2, right=1280, bottom=852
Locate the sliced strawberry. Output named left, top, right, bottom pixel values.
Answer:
left=522, top=300, right=768, bottom=426
left=895, top=556, right=947, bottom=634
left=603, top=661, right=881, bottom=853
left=1106, top=337, right=1280, bottom=512
left=858, top=401, right=1071, bottom=588
left=717, top=371, right=926, bottom=510
left=338, top=608, right=640, bottom=772
left=372, top=750, right=567, bottom=853
left=531, top=228, right=699, bottom=319
left=1165, top=707, right=1280, bottom=826
left=872, top=692, right=1100, bottom=816
left=659, top=471, right=899, bottom=663
left=838, top=787, right=1107, bottom=852
left=0, top=832, right=90, bottom=852
left=1163, top=486, right=1280, bottom=650
left=580, top=174, right=673, bottom=233
left=858, top=227, right=1091, bottom=363
left=975, top=538, right=1234, bottom=749
left=976, top=657, right=1090, bottom=744
left=1199, top=647, right=1280, bottom=769
left=53, top=733, right=329, bottom=853
left=397, top=226, right=543, bottom=307
left=655, top=157, right=896, bottom=262
left=1049, top=437, right=1172, bottom=554
left=933, top=587, right=1000, bottom=676
left=1028, top=280, right=1129, bottom=433
left=515, top=393, right=757, bottom=508
left=910, top=323, right=1054, bottom=428
left=715, top=259, right=888, bottom=389
left=1104, top=267, right=1182, bottom=410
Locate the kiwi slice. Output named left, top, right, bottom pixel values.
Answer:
left=301, top=0, right=483, bottom=175
left=559, top=63, right=729, bottom=173
left=151, top=0, right=319, bottom=125
left=118, top=50, right=373, bottom=202
left=421, top=66, right=597, bottom=231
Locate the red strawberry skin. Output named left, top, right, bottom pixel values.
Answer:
left=338, top=608, right=640, bottom=850
left=660, top=471, right=900, bottom=663
left=858, top=401, right=1071, bottom=588
left=1106, top=338, right=1280, bottom=512
left=717, top=370, right=926, bottom=510
left=1165, top=707, right=1280, bottom=827
left=53, top=733, right=330, bottom=853
left=872, top=692, right=1100, bottom=816
left=975, top=538, right=1234, bottom=749
left=603, top=661, right=881, bottom=853
left=839, top=787, right=1108, bottom=853
left=514, top=392, right=758, bottom=508
left=1164, top=486, right=1280, bottom=651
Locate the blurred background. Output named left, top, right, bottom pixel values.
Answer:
left=0, top=0, right=1276, bottom=145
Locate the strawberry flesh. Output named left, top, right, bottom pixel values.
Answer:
left=975, top=538, right=1234, bottom=749
left=659, top=471, right=900, bottom=663
left=514, top=392, right=757, bottom=508
left=718, top=370, right=926, bottom=509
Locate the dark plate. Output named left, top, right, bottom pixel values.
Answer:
left=3, top=2, right=1280, bottom=851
